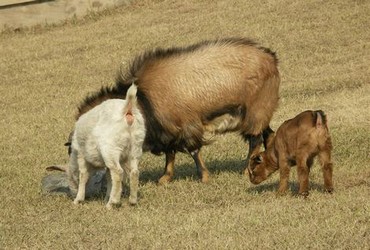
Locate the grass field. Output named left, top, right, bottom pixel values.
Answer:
left=1, top=0, right=369, bottom=249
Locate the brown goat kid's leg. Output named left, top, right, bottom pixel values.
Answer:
left=190, top=149, right=209, bottom=183
left=296, top=156, right=310, bottom=197
left=158, top=152, right=176, bottom=185
left=277, top=158, right=290, bottom=195
left=319, top=146, right=334, bottom=193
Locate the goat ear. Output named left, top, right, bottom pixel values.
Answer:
left=46, top=165, right=68, bottom=172
left=316, top=112, right=323, bottom=128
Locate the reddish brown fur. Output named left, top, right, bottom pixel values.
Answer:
left=75, top=38, right=280, bottom=183
left=247, top=110, right=334, bottom=196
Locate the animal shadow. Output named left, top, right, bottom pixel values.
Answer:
left=247, top=180, right=332, bottom=195
left=140, top=158, right=247, bottom=184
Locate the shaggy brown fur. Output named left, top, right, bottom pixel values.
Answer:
left=75, top=37, right=280, bottom=184
left=247, top=110, right=334, bottom=196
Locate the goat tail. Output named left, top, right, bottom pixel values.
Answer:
left=127, top=83, right=138, bottom=104
left=314, top=110, right=327, bottom=128
left=123, top=83, right=138, bottom=125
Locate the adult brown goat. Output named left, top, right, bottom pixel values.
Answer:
left=247, top=110, right=334, bottom=197
left=71, top=37, right=280, bottom=184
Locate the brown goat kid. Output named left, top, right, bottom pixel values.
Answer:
left=247, top=110, right=334, bottom=197
left=73, top=38, right=280, bottom=184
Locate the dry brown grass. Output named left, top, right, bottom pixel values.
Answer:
left=1, top=0, right=369, bottom=249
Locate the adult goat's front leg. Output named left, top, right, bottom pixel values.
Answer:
left=190, top=149, right=209, bottom=183
left=243, top=133, right=263, bottom=175
left=158, top=151, right=176, bottom=185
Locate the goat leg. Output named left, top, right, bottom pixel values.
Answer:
left=190, top=149, right=209, bottom=183
left=73, top=156, right=90, bottom=205
left=106, top=162, right=123, bottom=209
left=158, top=151, right=176, bottom=185
left=128, top=158, right=139, bottom=205
left=262, top=126, right=275, bottom=149
left=297, top=155, right=310, bottom=197
left=277, top=157, right=290, bottom=195
left=319, top=141, right=334, bottom=193
left=104, top=169, right=112, bottom=202
left=244, top=133, right=263, bottom=175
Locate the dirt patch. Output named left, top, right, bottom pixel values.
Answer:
left=0, top=0, right=131, bottom=30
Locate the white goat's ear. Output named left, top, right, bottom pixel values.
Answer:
left=46, top=165, right=68, bottom=172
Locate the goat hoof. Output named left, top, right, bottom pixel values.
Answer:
left=299, top=191, right=309, bottom=198
left=106, top=202, right=121, bottom=210
left=73, top=199, right=82, bottom=205
left=276, top=189, right=288, bottom=196
left=158, top=175, right=171, bottom=185
left=129, top=199, right=137, bottom=206
left=201, top=173, right=210, bottom=183
left=325, top=188, right=334, bottom=194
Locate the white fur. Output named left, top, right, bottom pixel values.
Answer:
left=70, top=84, right=146, bottom=209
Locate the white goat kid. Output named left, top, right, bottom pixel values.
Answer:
left=70, top=84, right=145, bottom=209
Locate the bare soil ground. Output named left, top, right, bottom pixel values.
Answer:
left=0, top=0, right=130, bottom=30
